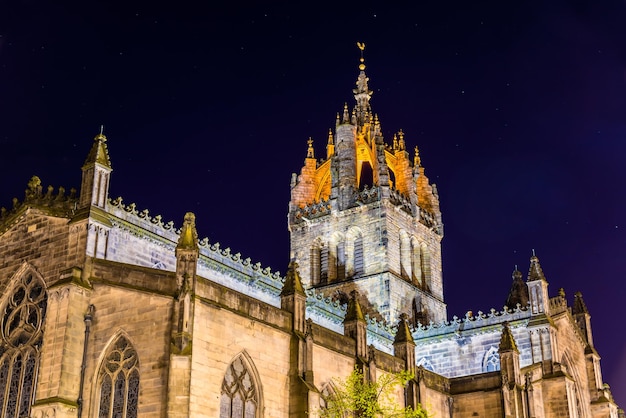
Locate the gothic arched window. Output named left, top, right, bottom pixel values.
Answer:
left=97, top=336, right=140, bottom=418
left=483, top=347, right=500, bottom=372
left=220, top=355, right=260, bottom=418
left=0, top=272, right=47, bottom=418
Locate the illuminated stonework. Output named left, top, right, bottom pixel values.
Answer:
left=289, top=53, right=444, bottom=325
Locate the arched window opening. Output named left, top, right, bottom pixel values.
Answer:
left=320, top=245, right=329, bottom=284
left=399, top=232, right=411, bottom=280
left=411, top=239, right=422, bottom=286
left=483, top=347, right=500, bottom=372
left=97, top=336, right=140, bottom=418
left=420, top=243, right=432, bottom=292
left=353, top=236, right=364, bottom=277
left=336, top=242, right=346, bottom=281
left=358, top=162, right=374, bottom=190
left=0, top=272, right=47, bottom=418
left=220, top=355, right=259, bottom=418
left=310, top=244, right=321, bottom=286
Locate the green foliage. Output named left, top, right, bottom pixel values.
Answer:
left=318, top=368, right=429, bottom=418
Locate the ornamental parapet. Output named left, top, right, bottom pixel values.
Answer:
left=419, top=208, right=436, bottom=228
left=293, top=199, right=331, bottom=222
left=549, top=293, right=568, bottom=315
left=0, top=176, right=78, bottom=233
left=356, top=186, right=379, bottom=204
left=412, top=304, right=531, bottom=341
left=389, top=189, right=412, bottom=214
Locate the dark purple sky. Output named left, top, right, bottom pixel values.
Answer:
left=2, top=0, right=625, bottom=406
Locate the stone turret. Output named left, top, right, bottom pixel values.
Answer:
left=79, top=127, right=112, bottom=210
left=281, top=261, right=307, bottom=334
left=499, top=322, right=521, bottom=386
left=526, top=253, right=550, bottom=316
left=505, top=267, right=529, bottom=309
left=343, top=290, right=367, bottom=359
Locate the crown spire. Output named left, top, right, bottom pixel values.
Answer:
left=353, top=42, right=372, bottom=126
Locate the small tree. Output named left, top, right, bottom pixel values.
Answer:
left=318, top=367, right=428, bottom=418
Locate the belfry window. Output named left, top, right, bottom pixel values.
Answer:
left=0, top=273, right=47, bottom=418
left=97, top=336, right=140, bottom=418
left=220, top=355, right=260, bottom=418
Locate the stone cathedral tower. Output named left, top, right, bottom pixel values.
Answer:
left=288, top=45, right=445, bottom=325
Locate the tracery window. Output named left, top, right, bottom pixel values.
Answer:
left=97, top=336, right=139, bottom=418
left=483, top=347, right=500, bottom=372
left=220, top=355, right=259, bottom=418
left=0, top=273, right=47, bottom=418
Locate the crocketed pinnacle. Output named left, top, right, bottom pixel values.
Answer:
left=393, top=313, right=414, bottom=344
left=83, top=127, right=112, bottom=169
left=344, top=290, right=365, bottom=322
left=498, top=322, right=519, bottom=353
left=306, top=138, right=315, bottom=159
left=353, top=42, right=372, bottom=126
left=527, top=253, right=547, bottom=282
left=280, top=261, right=305, bottom=296
left=572, top=291, right=589, bottom=315
left=505, top=267, right=529, bottom=309
left=177, top=212, right=199, bottom=250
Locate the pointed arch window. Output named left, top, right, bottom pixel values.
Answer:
left=0, top=272, right=47, bottom=418
left=353, top=236, right=364, bottom=277
left=220, top=355, right=260, bottom=418
left=483, top=347, right=500, bottom=372
left=310, top=244, right=322, bottom=286
left=97, top=336, right=140, bottom=418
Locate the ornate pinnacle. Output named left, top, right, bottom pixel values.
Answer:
left=306, top=138, right=315, bottom=159
left=398, top=129, right=405, bottom=151
left=177, top=212, right=199, bottom=250
left=414, top=146, right=421, bottom=167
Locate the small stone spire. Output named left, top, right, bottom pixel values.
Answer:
left=505, top=267, right=529, bottom=309
left=572, top=291, right=589, bottom=315
left=498, top=322, right=519, bottom=353
left=344, top=290, right=367, bottom=359
left=394, top=313, right=414, bottom=344
left=414, top=146, right=421, bottom=168
left=398, top=129, right=406, bottom=151
left=342, top=103, right=350, bottom=124
left=393, top=134, right=399, bottom=150
left=326, top=129, right=335, bottom=159
left=177, top=212, right=199, bottom=251
left=306, top=138, right=315, bottom=159
left=345, top=290, right=366, bottom=322
left=280, top=261, right=306, bottom=296
left=79, top=127, right=113, bottom=209
left=527, top=252, right=547, bottom=282
left=84, top=126, right=112, bottom=169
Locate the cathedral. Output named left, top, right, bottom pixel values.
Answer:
left=0, top=49, right=622, bottom=418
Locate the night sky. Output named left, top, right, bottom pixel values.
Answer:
left=2, top=0, right=625, bottom=405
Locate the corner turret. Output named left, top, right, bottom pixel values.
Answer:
left=526, top=253, right=550, bottom=316
left=79, top=127, right=112, bottom=210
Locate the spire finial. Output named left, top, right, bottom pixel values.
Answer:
left=357, top=42, right=366, bottom=71
left=94, top=125, right=107, bottom=142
